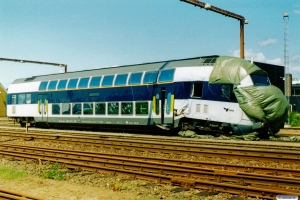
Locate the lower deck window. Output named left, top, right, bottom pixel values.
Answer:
left=95, top=103, right=106, bottom=115
left=18, top=94, right=25, bottom=104
left=135, top=102, right=148, bottom=115
left=108, top=103, right=119, bottom=115
left=52, top=104, right=60, bottom=115
left=62, top=103, right=70, bottom=115
left=72, top=103, right=82, bottom=115
left=121, top=102, right=133, bottom=115
left=84, top=103, right=93, bottom=115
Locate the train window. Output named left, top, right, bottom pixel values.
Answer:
left=57, top=80, right=68, bottom=90
left=26, top=94, right=31, bottom=104
left=221, top=84, right=236, bottom=101
left=166, top=93, right=173, bottom=114
left=18, top=94, right=25, bottom=104
left=102, top=75, right=114, bottom=87
left=52, top=104, right=60, bottom=115
left=78, top=77, right=90, bottom=88
left=48, top=80, right=58, bottom=90
left=62, top=103, right=70, bottom=115
left=89, top=76, right=102, bottom=88
left=115, top=74, right=128, bottom=86
left=143, top=71, right=158, bottom=84
left=250, top=74, right=270, bottom=86
left=12, top=95, right=16, bottom=105
left=72, top=103, right=82, bottom=115
left=68, top=78, right=79, bottom=89
left=108, top=102, right=119, bottom=115
left=191, top=82, right=203, bottom=98
left=129, top=72, right=143, bottom=85
left=135, top=102, right=148, bottom=115
left=39, top=81, right=48, bottom=91
left=83, top=103, right=93, bottom=115
left=95, top=103, right=106, bottom=115
left=158, top=69, right=175, bottom=82
left=121, top=102, right=133, bottom=115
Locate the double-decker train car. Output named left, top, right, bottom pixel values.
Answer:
left=6, top=55, right=288, bottom=137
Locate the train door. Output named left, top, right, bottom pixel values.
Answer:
left=152, top=87, right=174, bottom=129
left=38, top=94, right=48, bottom=121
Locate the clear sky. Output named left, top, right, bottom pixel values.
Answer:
left=0, top=0, right=299, bottom=88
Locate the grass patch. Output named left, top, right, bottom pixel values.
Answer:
left=0, top=166, right=28, bottom=180
left=39, top=161, right=66, bottom=180
left=290, top=112, right=300, bottom=127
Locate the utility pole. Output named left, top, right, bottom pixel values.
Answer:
left=283, top=12, right=291, bottom=126
left=0, top=58, right=67, bottom=73
left=180, top=0, right=248, bottom=59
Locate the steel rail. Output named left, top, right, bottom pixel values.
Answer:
left=0, top=128, right=299, bottom=152
left=0, top=144, right=299, bottom=199
left=0, top=188, right=45, bottom=200
left=1, top=130, right=300, bottom=164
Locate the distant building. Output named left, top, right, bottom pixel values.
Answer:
left=253, top=61, right=284, bottom=92
left=0, top=84, right=6, bottom=117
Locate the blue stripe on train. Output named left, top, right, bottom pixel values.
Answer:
left=6, top=82, right=237, bottom=104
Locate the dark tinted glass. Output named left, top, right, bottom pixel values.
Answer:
left=89, top=76, right=102, bottom=88
left=57, top=80, right=68, bottom=90
left=129, top=73, right=142, bottom=85
left=143, top=71, right=158, bottom=84
left=39, top=81, right=48, bottom=91
left=48, top=80, right=58, bottom=90
left=250, top=74, right=270, bottom=86
left=159, top=69, right=174, bottom=82
left=102, top=75, right=114, bottom=86
left=115, top=74, right=128, bottom=86
left=67, top=78, right=78, bottom=89
left=78, top=77, right=90, bottom=88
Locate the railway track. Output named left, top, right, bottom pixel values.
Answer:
left=1, top=126, right=300, bottom=151
left=0, top=128, right=300, bottom=164
left=0, top=188, right=44, bottom=200
left=0, top=143, right=300, bottom=199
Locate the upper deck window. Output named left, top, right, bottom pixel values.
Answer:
left=67, top=78, right=79, bottom=89
left=78, top=77, right=90, bottom=88
left=102, top=75, right=114, bottom=87
left=250, top=74, right=270, bottom=86
left=48, top=80, right=58, bottom=90
left=39, top=81, right=48, bottom=91
left=57, top=79, right=68, bottom=90
left=89, top=76, right=102, bottom=88
left=158, top=69, right=175, bottom=82
left=115, top=74, right=128, bottom=86
left=129, top=72, right=143, bottom=85
left=143, top=71, right=158, bottom=84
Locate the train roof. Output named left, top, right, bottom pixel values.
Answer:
left=11, top=55, right=219, bottom=84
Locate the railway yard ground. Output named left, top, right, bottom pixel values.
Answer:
left=0, top=117, right=300, bottom=200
